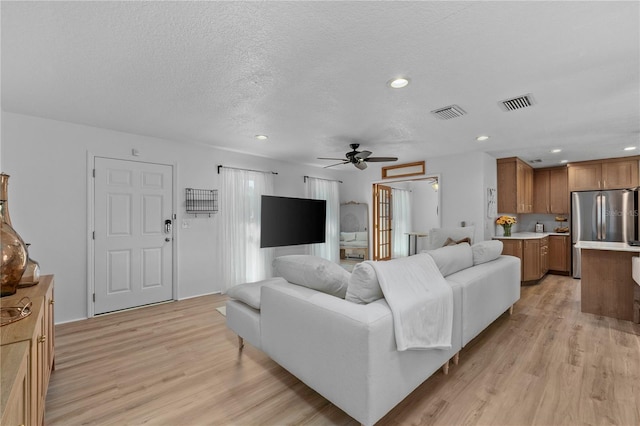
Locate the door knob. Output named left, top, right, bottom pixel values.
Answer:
left=165, top=238, right=171, bottom=242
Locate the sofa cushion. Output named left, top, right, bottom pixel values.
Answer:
left=272, top=255, right=350, bottom=298
left=427, top=226, right=475, bottom=250
left=425, top=243, right=473, bottom=277
left=443, top=237, right=471, bottom=247
left=226, top=277, right=288, bottom=309
left=345, top=262, right=383, bottom=304
left=472, top=240, right=503, bottom=265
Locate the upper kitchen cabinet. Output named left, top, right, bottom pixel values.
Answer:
left=602, top=159, right=639, bottom=189
left=533, top=167, right=569, bottom=214
left=498, top=157, right=533, bottom=213
left=568, top=157, right=639, bottom=191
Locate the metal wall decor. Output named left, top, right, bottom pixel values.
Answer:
left=185, top=188, right=218, bottom=217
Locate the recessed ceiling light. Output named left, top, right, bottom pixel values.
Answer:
left=476, top=135, right=490, bottom=141
left=560, top=160, right=569, bottom=164
left=624, top=146, right=636, bottom=151
left=551, top=149, right=562, bottom=153
left=255, top=135, right=268, bottom=140
left=388, top=78, right=409, bottom=89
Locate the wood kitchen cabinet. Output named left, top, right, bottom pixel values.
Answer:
left=523, top=239, right=542, bottom=281
left=549, top=234, right=571, bottom=273
left=496, top=237, right=548, bottom=283
left=0, top=275, right=55, bottom=426
left=540, top=236, right=549, bottom=276
left=533, top=167, right=569, bottom=214
left=498, top=157, right=533, bottom=213
left=568, top=157, right=639, bottom=191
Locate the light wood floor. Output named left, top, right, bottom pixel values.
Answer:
left=45, top=274, right=640, bottom=425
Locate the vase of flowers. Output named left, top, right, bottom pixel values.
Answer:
left=496, top=215, right=517, bottom=237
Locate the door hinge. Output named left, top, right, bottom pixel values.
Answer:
left=93, top=169, right=96, bottom=178
left=92, top=231, right=95, bottom=240
left=92, top=293, right=95, bottom=302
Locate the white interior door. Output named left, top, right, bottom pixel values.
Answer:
left=94, top=157, right=173, bottom=314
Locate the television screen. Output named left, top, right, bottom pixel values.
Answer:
left=260, top=195, right=326, bottom=248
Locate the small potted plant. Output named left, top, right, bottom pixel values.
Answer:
left=496, top=215, right=517, bottom=237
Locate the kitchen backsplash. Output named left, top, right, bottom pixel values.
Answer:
left=495, top=213, right=571, bottom=236
left=517, top=213, right=570, bottom=234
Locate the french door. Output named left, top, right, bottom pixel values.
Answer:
left=373, top=184, right=392, bottom=260
left=94, top=157, right=173, bottom=314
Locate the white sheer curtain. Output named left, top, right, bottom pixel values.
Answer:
left=219, top=168, right=274, bottom=292
left=305, top=177, right=340, bottom=262
left=392, top=188, right=412, bottom=258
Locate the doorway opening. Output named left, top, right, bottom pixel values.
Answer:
left=372, top=176, right=440, bottom=260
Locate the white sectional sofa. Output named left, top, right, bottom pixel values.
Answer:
left=226, top=240, right=520, bottom=426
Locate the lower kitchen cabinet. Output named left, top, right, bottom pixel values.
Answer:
left=496, top=236, right=549, bottom=283
left=549, top=234, right=571, bottom=273
left=522, top=239, right=540, bottom=281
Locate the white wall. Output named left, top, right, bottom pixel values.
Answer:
left=408, top=180, right=439, bottom=233
left=1, top=112, right=345, bottom=323
left=427, top=152, right=496, bottom=244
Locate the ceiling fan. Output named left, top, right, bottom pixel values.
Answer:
left=318, top=143, right=398, bottom=170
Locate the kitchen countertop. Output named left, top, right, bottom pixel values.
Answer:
left=575, top=241, right=640, bottom=253
left=493, top=232, right=570, bottom=240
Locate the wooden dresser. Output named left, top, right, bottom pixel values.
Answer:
left=1, top=275, right=55, bottom=426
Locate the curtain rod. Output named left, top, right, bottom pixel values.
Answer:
left=303, top=175, right=343, bottom=184
left=217, top=165, right=278, bottom=175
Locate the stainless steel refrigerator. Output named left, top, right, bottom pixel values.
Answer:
left=571, top=189, right=636, bottom=278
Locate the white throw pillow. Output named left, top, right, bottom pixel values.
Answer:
left=340, top=232, right=356, bottom=242
left=426, top=243, right=473, bottom=277
left=345, top=261, right=383, bottom=304
left=427, top=226, right=475, bottom=249
left=471, top=240, right=503, bottom=265
left=272, top=255, right=350, bottom=298
left=226, top=277, right=288, bottom=310
left=355, top=232, right=368, bottom=241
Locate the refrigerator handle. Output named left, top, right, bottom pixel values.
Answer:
left=596, top=195, right=602, bottom=240
left=601, top=194, right=606, bottom=240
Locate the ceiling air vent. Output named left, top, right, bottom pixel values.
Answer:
left=529, top=159, right=543, bottom=164
left=499, top=94, right=536, bottom=111
left=430, top=105, right=466, bottom=120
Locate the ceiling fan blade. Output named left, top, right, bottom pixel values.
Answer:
left=317, top=157, right=347, bottom=161
left=364, top=156, right=398, bottom=162
left=355, top=150, right=372, bottom=160
left=324, top=161, right=349, bottom=168
left=354, top=161, right=368, bottom=170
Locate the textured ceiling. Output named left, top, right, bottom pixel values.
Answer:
left=2, top=1, right=639, bottom=169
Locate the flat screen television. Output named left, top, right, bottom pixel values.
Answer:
left=260, top=195, right=326, bottom=248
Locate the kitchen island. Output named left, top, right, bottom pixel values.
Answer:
left=575, top=241, right=640, bottom=323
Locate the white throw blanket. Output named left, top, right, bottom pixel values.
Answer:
left=369, top=253, right=453, bottom=351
